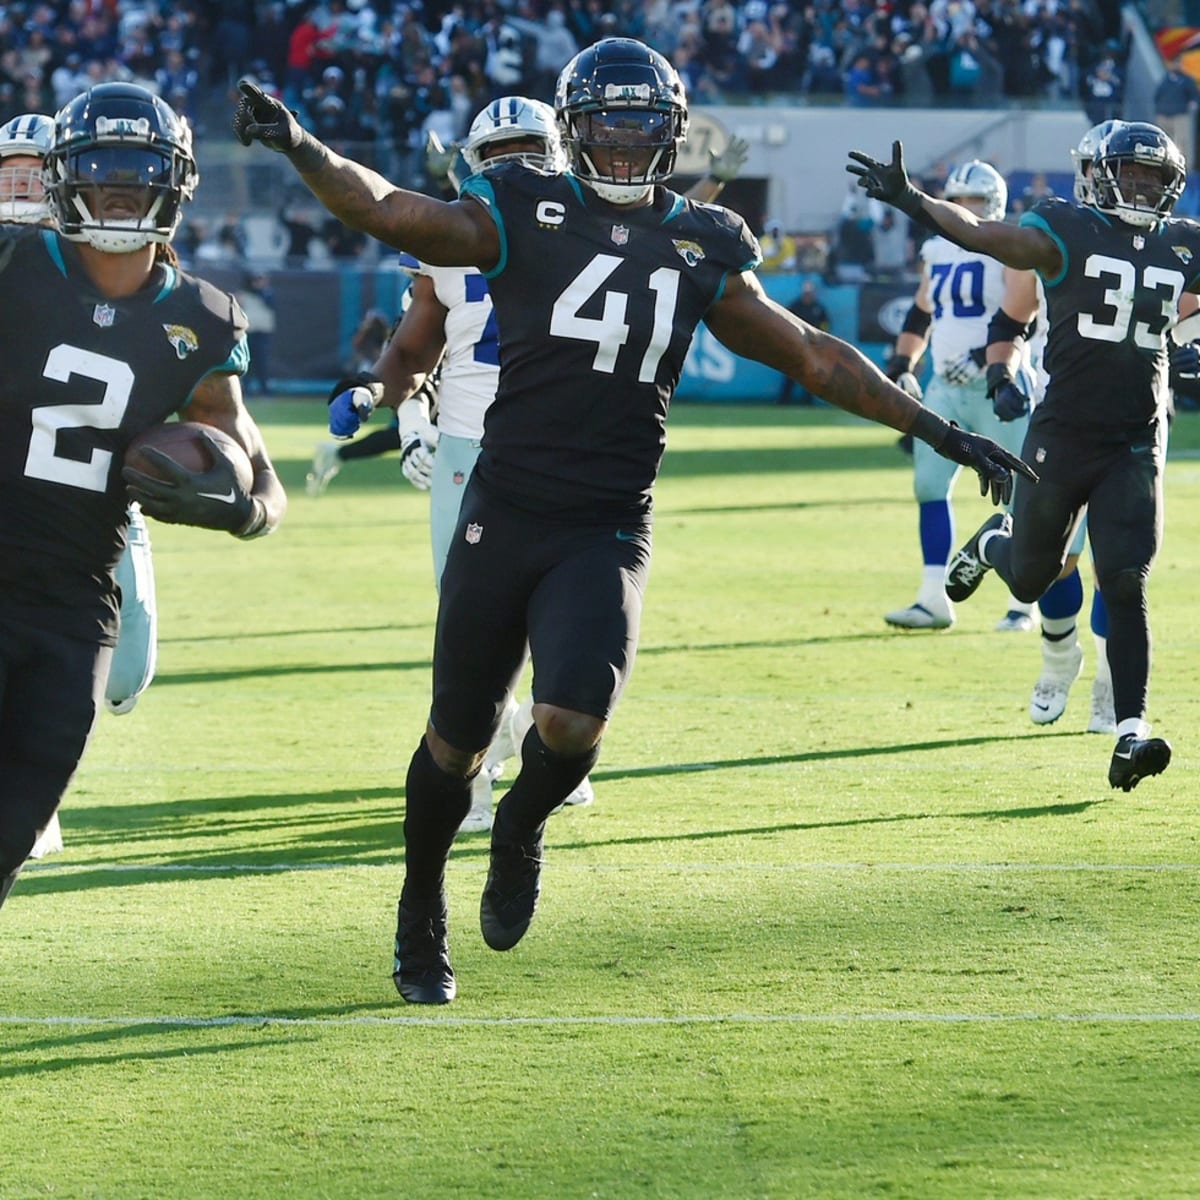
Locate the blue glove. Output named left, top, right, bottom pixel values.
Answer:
left=1169, top=341, right=1200, bottom=383
left=326, top=373, right=385, bottom=439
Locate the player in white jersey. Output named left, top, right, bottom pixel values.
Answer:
left=882, top=160, right=1037, bottom=633
left=2, top=113, right=159, bottom=858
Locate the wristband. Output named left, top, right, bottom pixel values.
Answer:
left=233, top=496, right=271, bottom=540
left=910, top=406, right=951, bottom=451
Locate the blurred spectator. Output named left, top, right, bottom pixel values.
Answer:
left=323, top=216, right=368, bottom=263
left=869, top=202, right=909, bottom=276
left=844, top=53, right=881, bottom=105
left=278, top=199, right=321, bottom=268
left=829, top=190, right=875, bottom=283
left=1155, top=56, right=1200, bottom=166
left=1014, top=171, right=1055, bottom=216
left=348, top=308, right=390, bottom=374
left=1083, top=52, right=1123, bottom=126
left=778, top=280, right=831, bottom=405
left=235, top=271, right=278, bottom=398
left=760, top=220, right=798, bottom=272
left=216, top=212, right=249, bottom=264
left=155, top=49, right=199, bottom=127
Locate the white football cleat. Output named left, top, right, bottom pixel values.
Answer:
left=994, top=609, right=1036, bottom=633
left=884, top=600, right=954, bottom=630
left=460, top=771, right=493, bottom=834
left=1087, top=677, right=1117, bottom=735
left=29, top=813, right=64, bottom=859
left=1029, top=642, right=1084, bottom=725
left=306, top=442, right=342, bottom=497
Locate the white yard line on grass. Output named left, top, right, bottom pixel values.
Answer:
left=2, top=1012, right=1200, bottom=1029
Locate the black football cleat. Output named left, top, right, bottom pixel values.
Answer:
left=1108, top=734, right=1172, bottom=792
left=480, top=833, right=544, bottom=951
left=393, top=893, right=455, bottom=1004
left=945, top=512, right=1010, bottom=602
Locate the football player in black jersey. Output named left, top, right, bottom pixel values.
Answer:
left=849, top=122, right=1196, bottom=792
left=0, top=84, right=286, bottom=914
left=236, top=38, right=1033, bottom=1004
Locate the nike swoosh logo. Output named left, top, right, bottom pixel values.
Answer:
left=1033, top=703, right=1050, bottom=712
left=197, top=489, right=237, bottom=504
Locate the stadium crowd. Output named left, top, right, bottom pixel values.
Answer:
left=0, top=0, right=1121, bottom=163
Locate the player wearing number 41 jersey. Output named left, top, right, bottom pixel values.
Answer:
left=849, top=121, right=1199, bottom=791
left=237, top=36, right=1032, bottom=1004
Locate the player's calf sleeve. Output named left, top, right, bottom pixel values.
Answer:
left=402, top=738, right=473, bottom=898
left=1039, top=567, right=1083, bottom=621
left=495, top=726, right=600, bottom=841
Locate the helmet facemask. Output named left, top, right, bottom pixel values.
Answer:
left=566, top=108, right=682, bottom=205
left=0, top=112, right=54, bottom=224
left=461, top=96, right=566, bottom=179
left=1090, top=124, right=1186, bottom=228
left=46, top=85, right=198, bottom=253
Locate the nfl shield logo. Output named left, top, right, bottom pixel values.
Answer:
left=611, top=225, right=629, bottom=246
left=93, top=303, right=115, bottom=328
left=1133, top=235, right=1145, bottom=250
left=465, top=522, right=483, bottom=544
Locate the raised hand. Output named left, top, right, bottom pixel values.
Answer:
left=986, top=363, right=1029, bottom=422
left=233, top=79, right=303, bottom=152
left=708, top=135, right=749, bottom=183
left=846, top=140, right=924, bottom=216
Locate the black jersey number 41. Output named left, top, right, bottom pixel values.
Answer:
left=549, top=254, right=681, bottom=383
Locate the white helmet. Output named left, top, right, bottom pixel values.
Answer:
left=942, top=159, right=1008, bottom=221
left=461, top=96, right=565, bottom=176
left=0, top=112, right=54, bottom=224
left=1071, top=119, right=1123, bottom=205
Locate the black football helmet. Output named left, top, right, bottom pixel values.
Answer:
left=46, top=82, right=198, bottom=252
left=554, top=38, right=688, bottom=205
left=1089, top=121, right=1186, bottom=227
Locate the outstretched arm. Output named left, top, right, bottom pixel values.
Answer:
left=846, top=140, right=1062, bottom=275
left=704, top=272, right=1037, bottom=503
left=233, top=80, right=498, bottom=269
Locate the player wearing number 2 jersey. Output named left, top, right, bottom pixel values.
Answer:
left=882, top=159, right=1037, bottom=633
left=238, top=38, right=1032, bottom=1004
left=0, top=83, right=285, bottom=914
left=849, top=121, right=1198, bottom=792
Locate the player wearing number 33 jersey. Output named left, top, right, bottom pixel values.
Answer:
left=1022, top=196, right=1200, bottom=426
left=848, top=120, right=1196, bottom=790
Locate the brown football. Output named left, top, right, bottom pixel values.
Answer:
left=124, top=421, right=254, bottom=490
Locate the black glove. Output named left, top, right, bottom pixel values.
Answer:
left=884, top=354, right=912, bottom=381
left=942, top=423, right=1037, bottom=505
left=233, top=79, right=303, bottom=152
left=913, top=412, right=1038, bottom=506
left=846, top=140, right=927, bottom=218
left=123, top=432, right=254, bottom=533
left=986, top=362, right=1029, bottom=422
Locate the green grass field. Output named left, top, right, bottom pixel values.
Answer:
left=5, top=400, right=1200, bottom=1200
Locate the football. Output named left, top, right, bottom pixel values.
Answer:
left=124, top=421, right=254, bottom=490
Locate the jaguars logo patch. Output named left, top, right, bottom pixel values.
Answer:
left=1173, top=244, right=1193, bottom=265
left=163, top=324, right=199, bottom=360
left=672, top=239, right=705, bottom=267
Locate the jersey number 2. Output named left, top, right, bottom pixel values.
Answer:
left=25, top=345, right=131, bottom=492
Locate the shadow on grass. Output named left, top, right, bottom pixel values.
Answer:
left=18, top=731, right=1102, bottom=894
left=0, top=1027, right=317, bottom=1078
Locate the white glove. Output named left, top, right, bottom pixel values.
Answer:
left=895, top=371, right=923, bottom=401
left=708, top=135, right=749, bottom=183
left=942, top=347, right=986, bottom=385
left=397, top=396, right=438, bottom=490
